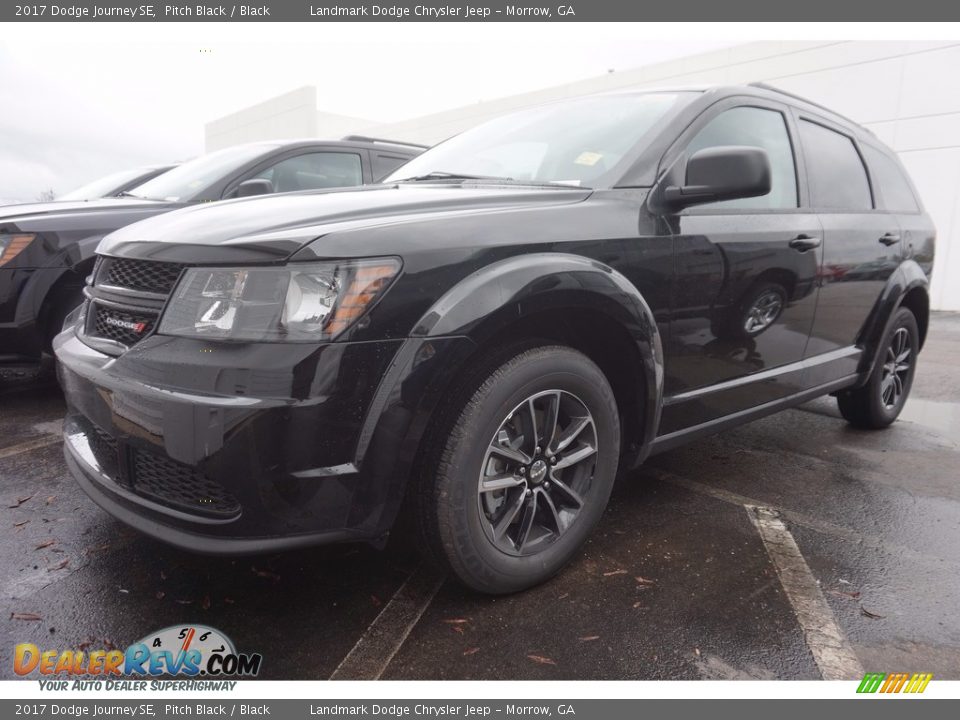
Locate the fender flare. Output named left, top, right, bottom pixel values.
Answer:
left=856, top=259, right=930, bottom=383
left=354, top=253, right=665, bottom=536
left=17, top=233, right=102, bottom=330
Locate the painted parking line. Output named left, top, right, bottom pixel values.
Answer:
left=329, top=565, right=445, bottom=680
left=747, top=505, right=864, bottom=680
left=0, top=435, right=61, bottom=460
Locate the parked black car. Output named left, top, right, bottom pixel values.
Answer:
left=57, top=165, right=178, bottom=202
left=0, top=137, right=424, bottom=366
left=56, top=85, right=934, bottom=594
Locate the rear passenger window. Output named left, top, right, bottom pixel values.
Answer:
left=798, top=121, right=872, bottom=210
left=863, top=145, right=920, bottom=213
left=685, top=106, right=798, bottom=210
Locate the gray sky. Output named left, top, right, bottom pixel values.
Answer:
left=0, top=26, right=733, bottom=202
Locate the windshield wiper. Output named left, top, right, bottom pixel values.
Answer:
left=393, top=171, right=513, bottom=183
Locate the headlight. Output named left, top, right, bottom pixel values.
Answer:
left=158, top=258, right=401, bottom=342
left=0, top=233, right=36, bottom=267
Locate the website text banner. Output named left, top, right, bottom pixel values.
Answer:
left=1, top=700, right=959, bottom=720
left=5, top=0, right=960, bottom=22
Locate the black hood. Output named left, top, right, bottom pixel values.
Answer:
left=99, top=184, right=592, bottom=265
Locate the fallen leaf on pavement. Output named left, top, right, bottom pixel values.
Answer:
left=463, top=647, right=480, bottom=656
left=827, top=589, right=861, bottom=600
left=14, top=520, right=29, bottom=528
left=442, top=618, right=470, bottom=624
left=35, top=539, right=55, bottom=550
left=8, top=495, right=33, bottom=508
left=47, top=559, right=69, bottom=572
left=251, top=566, right=280, bottom=581
left=45, top=496, right=56, bottom=505
left=175, top=599, right=192, bottom=605
left=579, top=636, right=600, bottom=642
left=11, top=612, right=42, bottom=621
left=527, top=655, right=557, bottom=665
left=602, top=569, right=627, bottom=577
left=861, top=607, right=886, bottom=619
left=451, top=626, right=464, bottom=634
left=635, top=576, right=656, bottom=585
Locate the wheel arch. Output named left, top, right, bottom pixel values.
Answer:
left=856, top=259, right=930, bottom=382
left=357, top=253, right=664, bottom=539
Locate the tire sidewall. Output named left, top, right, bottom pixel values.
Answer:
left=868, top=307, right=919, bottom=423
left=438, top=348, right=620, bottom=593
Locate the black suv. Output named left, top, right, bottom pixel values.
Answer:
left=56, top=85, right=935, bottom=594
left=0, top=137, right=424, bottom=367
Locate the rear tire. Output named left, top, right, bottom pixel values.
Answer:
left=837, top=307, right=918, bottom=429
left=414, top=345, right=620, bottom=594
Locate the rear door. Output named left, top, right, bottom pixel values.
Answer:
left=658, top=98, right=822, bottom=435
left=795, top=116, right=903, bottom=385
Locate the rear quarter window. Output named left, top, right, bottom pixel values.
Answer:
left=798, top=120, right=873, bottom=211
left=863, top=145, right=920, bottom=213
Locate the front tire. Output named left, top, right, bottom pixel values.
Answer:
left=837, top=307, right=918, bottom=429
left=415, top=345, right=620, bottom=594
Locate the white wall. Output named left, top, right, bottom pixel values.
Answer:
left=206, top=43, right=960, bottom=310
left=206, top=86, right=376, bottom=150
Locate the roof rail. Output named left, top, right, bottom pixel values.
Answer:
left=747, top=82, right=873, bottom=134
left=341, top=135, right=430, bottom=150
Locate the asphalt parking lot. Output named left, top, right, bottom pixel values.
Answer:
left=2, top=315, right=960, bottom=681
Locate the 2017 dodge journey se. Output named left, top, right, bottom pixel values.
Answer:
left=55, top=84, right=935, bottom=594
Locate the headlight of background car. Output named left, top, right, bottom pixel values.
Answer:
left=158, top=258, right=401, bottom=342
left=0, top=233, right=36, bottom=267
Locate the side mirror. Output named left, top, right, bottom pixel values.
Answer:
left=235, top=179, right=274, bottom=198
left=662, top=146, right=771, bottom=210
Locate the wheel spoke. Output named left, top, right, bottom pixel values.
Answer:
left=515, top=492, right=538, bottom=551
left=541, top=392, right=560, bottom=452
left=547, top=476, right=583, bottom=508
left=554, top=442, right=597, bottom=470
left=555, top=415, right=590, bottom=452
left=539, top=489, right=565, bottom=534
left=480, top=473, right=525, bottom=494
left=525, top=398, right=539, bottom=453
left=488, top=443, right=531, bottom=466
left=492, top=489, right=526, bottom=540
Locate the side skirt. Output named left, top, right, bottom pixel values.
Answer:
left=646, top=374, right=859, bottom=457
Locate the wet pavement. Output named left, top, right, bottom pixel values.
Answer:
left=2, top=314, right=960, bottom=680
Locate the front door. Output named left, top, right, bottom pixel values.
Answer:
left=658, top=101, right=821, bottom=435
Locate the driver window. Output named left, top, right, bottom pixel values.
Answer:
left=686, top=107, right=798, bottom=210
left=252, top=152, right=363, bottom=193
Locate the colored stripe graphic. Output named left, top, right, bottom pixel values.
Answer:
left=857, top=672, right=933, bottom=693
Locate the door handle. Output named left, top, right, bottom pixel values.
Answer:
left=788, top=234, right=821, bottom=252
left=879, top=232, right=902, bottom=246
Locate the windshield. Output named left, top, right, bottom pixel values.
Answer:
left=385, top=92, right=696, bottom=188
left=127, top=145, right=272, bottom=202
left=58, top=168, right=155, bottom=201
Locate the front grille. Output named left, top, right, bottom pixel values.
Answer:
left=101, top=257, right=185, bottom=295
left=91, top=304, right=156, bottom=346
left=79, top=418, right=240, bottom=520
left=87, top=424, right=119, bottom=477
left=83, top=256, right=184, bottom=354
left=131, top=450, right=241, bottom=519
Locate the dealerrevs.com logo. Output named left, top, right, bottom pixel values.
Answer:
left=14, top=624, right=262, bottom=687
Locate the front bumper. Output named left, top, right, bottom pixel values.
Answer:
left=54, top=326, right=473, bottom=554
